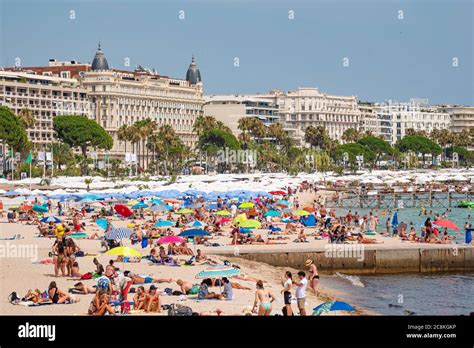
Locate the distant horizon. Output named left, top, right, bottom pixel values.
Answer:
left=1, top=0, right=472, bottom=106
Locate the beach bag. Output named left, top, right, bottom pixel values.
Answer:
left=81, top=272, right=93, bottom=280
left=168, top=304, right=193, bottom=316
left=164, top=288, right=173, bottom=296
left=8, top=292, right=20, bottom=304
left=121, top=301, right=131, bottom=314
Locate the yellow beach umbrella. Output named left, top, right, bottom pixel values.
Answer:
left=239, top=219, right=261, bottom=229
left=239, top=202, right=254, bottom=209
left=233, top=213, right=247, bottom=224
left=127, top=200, right=139, bottom=206
left=216, top=210, right=231, bottom=216
left=177, top=208, right=194, bottom=214
left=105, top=246, right=142, bottom=258
left=295, top=210, right=310, bottom=216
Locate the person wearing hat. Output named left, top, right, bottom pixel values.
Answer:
left=305, top=259, right=319, bottom=295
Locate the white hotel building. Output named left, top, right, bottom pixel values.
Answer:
left=256, top=87, right=361, bottom=147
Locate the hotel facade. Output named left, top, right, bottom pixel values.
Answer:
left=2, top=45, right=204, bottom=164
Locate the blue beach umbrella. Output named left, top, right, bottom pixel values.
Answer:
left=154, top=220, right=174, bottom=227
left=105, top=227, right=134, bottom=240
left=40, top=216, right=61, bottom=223
left=150, top=198, right=164, bottom=205
left=178, top=229, right=210, bottom=237
left=32, top=205, right=48, bottom=213
left=391, top=212, right=399, bottom=227
left=132, top=202, right=149, bottom=209
left=96, top=219, right=114, bottom=230
left=313, top=301, right=356, bottom=316
left=264, top=210, right=281, bottom=217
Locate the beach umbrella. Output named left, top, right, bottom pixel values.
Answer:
left=238, top=202, right=254, bottom=209
left=433, top=220, right=459, bottom=230
left=127, top=200, right=139, bottom=206
left=196, top=266, right=241, bottom=279
left=178, top=229, right=210, bottom=237
left=150, top=204, right=171, bottom=212
left=96, top=219, right=113, bottom=230
left=216, top=210, right=231, bottom=216
left=233, top=213, right=247, bottom=224
left=91, top=201, right=106, bottom=208
left=105, top=227, right=134, bottom=240
left=264, top=210, right=281, bottom=217
left=294, top=210, right=310, bottom=217
left=105, top=247, right=141, bottom=262
left=275, top=199, right=290, bottom=207
left=217, top=217, right=231, bottom=224
left=40, top=216, right=61, bottom=223
left=239, top=219, right=262, bottom=229
left=177, top=208, right=193, bottom=214
left=132, top=202, right=149, bottom=209
left=150, top=198, right=165, bottom=205
left=313, top=301, right=356, bottom=316
left=303, top=206, right=316, bottom=212
left=19, top=205, right=32, bottom=211
left=32, top=205, right=48, bottom=213
left=186, top=220, right=207, bottom=228
left=157, top=235, right=185, bottom=244
left=154, top=220, right=174, bottom=227
left=269, top=190, right=286, bottom=195
left=114, top=204, right=133, bottom=218
left=391, top=212, right=399, bottom=227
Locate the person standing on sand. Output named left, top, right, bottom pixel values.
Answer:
left=252, top=280, right=275, bottom=316
left=305, top=259, right=319, bottom=294
left=281, top=271, right=293, bottom=316
left=293, top=271, right=308, bottom=316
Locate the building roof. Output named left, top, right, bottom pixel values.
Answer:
left=91, top=43, right=109, bottom=71
left=186, top=55, right=202, bottom=85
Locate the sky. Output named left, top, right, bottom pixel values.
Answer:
left=0, top=0, right=473, bottom=105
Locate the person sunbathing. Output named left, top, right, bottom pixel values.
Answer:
left=195, top=249, right=219, bottom=265
left=176, top=279, right=200, bottom=295
left=356, top=234, right=383, bottom=244
left=88, top=290, right=115, bottom=316
left=133, top=286, right=147, bottom=310
left=23, top=289, right=48, bottom=304
left=124, top=271, right=172, bottom=284
left=72, top=282, right=97, bottom=294
left=48, top=281, right=76, bottom=304
left=70, top=261, right=82, bottom=277
left=145, top=285, right=161, bottom=312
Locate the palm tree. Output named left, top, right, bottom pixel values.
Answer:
left=18, top=108, right=35, bottom=128
left=304, top=125, right=329, bottom=149
left=342, top=128, right=362, bottom=143
left=117, top=125, right=129, bottom=156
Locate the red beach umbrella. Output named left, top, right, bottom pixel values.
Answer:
left=303, top=206, right=315, bottom=212
left=114, top=204, right=133, bottom=218
left=433, top=220, right=459, bottom=230
left=269, top=190, right=286, bottom=195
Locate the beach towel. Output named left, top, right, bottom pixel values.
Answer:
left=0, top=234, right=23, bottom=240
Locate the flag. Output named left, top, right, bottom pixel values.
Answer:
left=24, top=151, right=32, bottom=165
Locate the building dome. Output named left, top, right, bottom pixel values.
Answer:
left=186, top=55, right=201, bottom=85
left=91, top=43, right=109, bottom=71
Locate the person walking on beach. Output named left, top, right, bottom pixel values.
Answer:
left=281, top=271, right=293, bottom=316
left=252, top=280, right=275, bottom=316
left=293, top=271, right=308, bottom=316
left=306, top=259, right=319, bottom=294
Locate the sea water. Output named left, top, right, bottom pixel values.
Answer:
left=323, top=272, right=474, bottom=315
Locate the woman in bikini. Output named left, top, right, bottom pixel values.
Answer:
left=48, top=281, right=74, bottom=304
left=252, top=280, right=275, bottom=316
left=65, top=238, right=79, bottom=277
left=145, top=285, right=161, bottom=312
left=88, top=290, right=115, bottom=316
left=305, top=259, right=319, bottom=294
left=52, top=239, right=67, bottom=277
left=133, top=286, right=147, bottom=310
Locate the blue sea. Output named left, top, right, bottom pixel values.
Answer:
left=323, top=272, right=474, bottom=315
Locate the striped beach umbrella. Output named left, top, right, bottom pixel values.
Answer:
left=40, top=216, right=61, bottom=223
left=105, top=227, right=134, bottom=240
left=186, top=220, right=207, bottom=228
left=196, top=266, right=241, bottom=279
